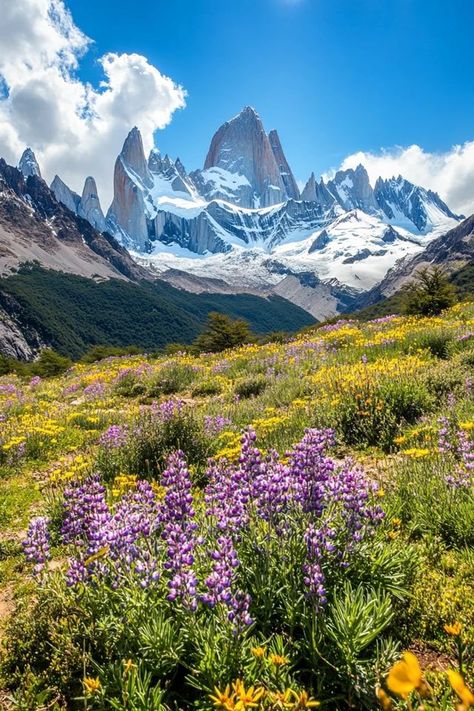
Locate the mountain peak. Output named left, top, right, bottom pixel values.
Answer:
left=50, top=174, right=80, bottom=213
left=203, top=107, right=289, bottom=207
left=120, top=127, right=152, bottom=187
left=18, top=147, right=41, bottom=179
left=78, top=176, right=105, bottom=232
left=268, top=129, right=300, bottom=200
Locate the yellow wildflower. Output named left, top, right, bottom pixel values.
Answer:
left=269, top=654, right=289, bottom=666
left=288, top=689, right=320, bottom=709
left=375, top=686, right=393, bottom=710
left=386, top=651, right=423, bottom=699
left=251, top=646, right=266, bottom=658
left=232, top=679, right=265, bottom=709
left=448, top=670, right=474, bottom=709
left=83, top=677, right=101, bottom=695
left=444, top=621, right=463, bottom=636
left=210, top=683, right=235, bottom=710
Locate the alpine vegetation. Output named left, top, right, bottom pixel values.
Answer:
left=0, top=303, right=473, bottom=709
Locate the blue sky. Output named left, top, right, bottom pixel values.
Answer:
left=1, top=0, right=473, bottom=213
left=67, top=0, right=474, bottom=181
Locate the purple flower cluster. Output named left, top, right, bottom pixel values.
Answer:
left=61, top=474, right=160, bottom=586
left=160, top=451, right=198, bottom=609
left=151, top=398, right=184, bottom=422
left=23, top=516, right=50, bottom=575
left=438, top=416, right=474, bottom=489
left=83, top=381, right=105, bottom=398
left=204, top=415, right=232, bottom=437
left=99, top=424, right=128, bottom=449
left=24, top=427, right=384, bottom=627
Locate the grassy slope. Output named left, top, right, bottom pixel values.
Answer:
left=0, top=265, right=315, bottom=358
left=1, top=304, right=473, bottom=707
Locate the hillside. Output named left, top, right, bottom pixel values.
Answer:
left=0, top=264, right=315, bottom=359
left=0, top=304, right=473, bottom=709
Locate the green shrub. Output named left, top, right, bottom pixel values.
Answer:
left=147, top=363, right=196, bottom=396
left=191, top=379, right=223, bottom=397
left=335, top=378, right=432, bottom=451
left=113, top=372, right=147, bottom=398
left=96, top=409, right=212, bottom=481
left=234, top=376, right=268, bottom=399
left=31, top=349, right=72, bottom=378
left=412, top=330, right=455, bottom=359
left=423, top=361, right=468, bottom=397
left=403, top=266, right=457, bottom=317
left=194, top=312, right=252, bottom=353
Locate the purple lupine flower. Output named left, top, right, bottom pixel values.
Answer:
left=62, top=475, right=113, bottom=585
left=205, top=460, right=250, bottom=533
left=227, top=590, right=253, bottom=633
left=288, top=428, right=336, bottom=514
left=151, top=398, right=184, bottom=422
left=201, top=535, right=239, bottom=608
left=438, top=416, right=453, bottom=453
left=204, top=415, right=232, bottom=437
left=29, top=376, right=41, bottom=388
left=84, top=381, right=105, bottom=398
left=99, top=424, right=128, bottom=449
left=445, top=429, right=474, bottom=489
left=160, top=451, right=198, bottom=609
left=110, top=480, right=160, bottom=586
left=23, top=516, right=50, bottom=576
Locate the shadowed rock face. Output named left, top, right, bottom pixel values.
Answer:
left=268, top=129, right=300, bottom=201
left=0, top=157, right=149, bottom=282
left=374, top=175, right=460, bottom=233
left=301, top=173, right=335, bottom=208
left=106, top=128, right=151, bottom=250
left=78, top=176, right=106, bottom=232
left=18, top=148, right=41, bottom=179
left=203, top=106, right=287, bottom=208
left=51, top=175, right=81, bottom=214
left=326, top=164, right=378, bottom=214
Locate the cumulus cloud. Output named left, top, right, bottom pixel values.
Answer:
left=0, top=0, right=186, bottom=207
left=333, top=142, right=474, bottom=217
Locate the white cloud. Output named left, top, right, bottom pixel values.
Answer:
left=333, top=142, right=474, bottom=217
left=0, top=0, right=186, bottom=208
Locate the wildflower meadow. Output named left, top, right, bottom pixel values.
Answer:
left=0, top=305, right=473, bottom=709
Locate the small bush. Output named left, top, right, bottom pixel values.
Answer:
left=96, top=409, right=212, bottom=481
left=403, top=266, right=457, bottom=317
left=335, top=378, right=432, bottom=450
left=113, top=372, right=146, bottom=398
left=194, top=312, right=252, bottom=353
left=31, top=349, right=72, bottom=378
left=147, top=363, right=196, bottom=396
left=191, top=379, right=223, bottom=397
left=412, top=330, right=455, bottom=359
left=423, top=361, right=468, bottom=397
left=234, top=376, right=268, bottom=399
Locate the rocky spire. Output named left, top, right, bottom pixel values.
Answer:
left=18, top=148, right=41, bottom=179
left=327, top=164, right=377, bottom=213
left=203, top=106, right=287, bottom=208
left=301, top=173, right=337, bottom=208
left=106, top=128, right=152, bottom=250
left=268, top=129, right=300, bottom=200
left=50, top=175, right=80, bottom=213
left=301, top=172, right=317, bottom=201
left=120, top=127, right=153, bottom=188
left=78, top=176, right=106, bottom=232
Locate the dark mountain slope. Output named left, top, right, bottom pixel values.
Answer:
left=0, top=265, right=315, bottom=359
left=0, top=158, right=148, bottom=282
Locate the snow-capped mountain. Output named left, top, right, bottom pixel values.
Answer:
left=44, top=106, right=463, bottom=317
